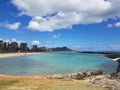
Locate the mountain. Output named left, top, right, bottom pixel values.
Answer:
left=49, top=47, right=72, bottom=52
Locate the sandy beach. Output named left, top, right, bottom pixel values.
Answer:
left=0, top=52, right=44, bottom=58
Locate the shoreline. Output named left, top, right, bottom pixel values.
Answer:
left=0, top=71, right=119, bottom=90
left=0, top=52, right=46, bottom=58
left=0, top=71, right=108, bottom=89
left=0, top=74, right=108, bottom=90
left=0, top=52, right=120, bottom=90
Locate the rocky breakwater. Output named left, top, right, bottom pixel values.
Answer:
left=105, top=54, right=120, bottom=72
left=105, top=53, right=120, bottom=79
left=46, top=70, right=103, bottom=80
left=88, top=53, right=120, bottom=90
left=84, top=53, right=120, bottom=90
left=46, top=71, right=120, bottom=90
left=116, top=59, right=120, bottom=73
left=110, top=60, right=120, bottom=80
left=89, top=75, right=120, bottom=90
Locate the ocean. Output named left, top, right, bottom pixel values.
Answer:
left=0, top=53, right=118, bottom=75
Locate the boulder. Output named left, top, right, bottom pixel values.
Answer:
left=111, top=72, right=120, bottom=79
left=46, top=70, right=103, bottom=80
left=93, top=70, right=103, bottom=75
left=116, top=59, right=120, bottom=73
left=70, top=73, right=77, bottom=79
left=75, top=72, right=86, bottom=80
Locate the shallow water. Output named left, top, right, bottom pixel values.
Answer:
left=0, top=53, right=118, bottom=75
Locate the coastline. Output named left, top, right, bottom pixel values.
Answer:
left=0, top=52, right=120, bottom=90
left=0, top=71, right=119, bottom=90
left=0, top=52, right=45, bottom=58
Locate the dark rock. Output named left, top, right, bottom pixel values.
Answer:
left=46, top=71, right=104, bottom=80
left=116, top=59, right=120, bottom=73
left=76, top=72, right=85, bottom=80
left=92, top=70, right=103, bottom=75
left=110, top=59, right=120, bottom=79
left=82, top=72, right=88, bottom=76
left=117, top=59, right=120, bottom=63
left=110, top=73, right=119, bottom=79
left=89, top=75, right=120, bottom=90
left=70, top=73, right=77, bottom=79
left=83, top=72, right=93, bottom=77
left=105, top=53, right=120, bottom=74
left=105, top=54, right=120, bottom=59
left=110, top=72, right=120, bottom=80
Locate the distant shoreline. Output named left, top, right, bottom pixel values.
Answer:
left=0, top=51, right=120, bottom=58
left=0, top=52, right=45, bottom=58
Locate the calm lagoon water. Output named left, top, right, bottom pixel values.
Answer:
left=0, top=53, right=118, bottom=75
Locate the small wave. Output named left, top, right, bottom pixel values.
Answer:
left=113, top=58, right=120, bottom=61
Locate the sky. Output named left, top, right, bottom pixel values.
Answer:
left=0, top=0, right=120, bottom=51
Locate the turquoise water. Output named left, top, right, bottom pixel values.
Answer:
left=0, top=53, right=118, bottom=75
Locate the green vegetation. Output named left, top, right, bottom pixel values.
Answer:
left=0, top=80, right=18, bottom=87
left=0, top=80, right=108, bottom=90
left=35, top=85, right=108, bottom=90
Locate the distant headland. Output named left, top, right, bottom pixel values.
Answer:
left=0, top=40, right=72, bottom=53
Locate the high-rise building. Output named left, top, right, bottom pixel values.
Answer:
left=38, top=47, right=47, bottom=52
left=32, top=45, right=38, bottom=52
left=0, top=40, right=3, bottom=50
left=20, top=42, right=27, bottom=52
left=10, top=42, right=18, bottom=52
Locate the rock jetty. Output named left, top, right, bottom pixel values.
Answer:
left=88, top=53, right=120, bottom=90
left=46, top=70, right=120, bottom=90
left=46, top=70, right=103, bottom=80
left=89, top=75, right=120, bottom=90
left=105, top=54, right=120, bottom=70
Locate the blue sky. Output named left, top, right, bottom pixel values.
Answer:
left=0, top=0, right=120, bottom=51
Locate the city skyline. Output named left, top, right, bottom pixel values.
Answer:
left=0, top=39, right=72, bottom=52
left=0, top=0, right=120, bottom=51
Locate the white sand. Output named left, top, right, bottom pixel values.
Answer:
left=0, top=52, right=44, bottom=58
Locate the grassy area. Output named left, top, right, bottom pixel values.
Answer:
left=0, top=75, right=108, bottom=90
left=35, top=84, right=108, bottom=90
left=0, top=80, right=18, bottom=87
left=0, top=79, right=108, bottom=90
left=0, top=80, right=18, bottom=90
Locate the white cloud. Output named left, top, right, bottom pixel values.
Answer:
left=12, top=0, right=120, bottom=31
left=1, top=22, right=21, bottom=30
left=12, top=38, right=16, bottom=42
left=107, top=24, right=113, bottom=28
left=32, top=40, right=41, bottom=45
left=114, top=22, right=120, bottom=27
left=4, top=39, right=10, bottom=43
left=4, top=38, right=23, bottom=44
left=52, top=34, right=61, bottom=38
left=107, top=22, right=120, bottom=28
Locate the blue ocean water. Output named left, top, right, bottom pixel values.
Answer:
left=0, top=53, right=118, bottom=75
